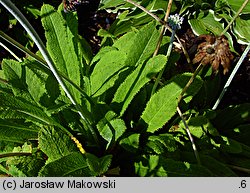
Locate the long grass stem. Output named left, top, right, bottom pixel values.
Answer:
left=124, top=0, right=165, bottom=25
left=178, top=63, right=203, bottom=103
left=212, top=44, right=250, bottom=110
left=221, top=0, right=249, bottom=35
left=177, top=106, right=201, bottom=165
left=153, top=0, right=173, bottom=56
left=151, top=29, right=176, bottom=96
left=0, top=41, right=22, bottom=62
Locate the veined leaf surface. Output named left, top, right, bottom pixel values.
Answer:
left=0, top=120, right=38, bottom=143
left=38, top=152, right=92, bottom=176
left=90, top=21, right=160, bottom=98
left=41, top=4, right=82, bottom=103
left=0, top=93, right=58, bottom=126
left=141, top=73, right=203, bottom=133
left=90, top=50, right=128, bottom=97
left=112, top=55, right=167, bottom=115
left=113, top=21, right=160, bottom=67
left=38, top=126, right=78, bottom=163
left=135, top=155, right=213, bottom=177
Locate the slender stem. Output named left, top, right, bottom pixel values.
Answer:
left=221, top=0, right=249, bottom=35
left=124, top=0, right=190, bottom=63
left=227, top=164, right=250, bottom=174
left=151, top=29, right=176, bottom=96
left=165, top=0, right=173, bottom=22
left=0, top=30, right=47, bottom=65
left=125, top=0, right=176, bottom=97
left=177, top=63, right=203, bottom=103
left=213, top=0, right=250, bottom=109
left=0, top=152, right=32, bottom=158
left=153, top=0, right=173, bottom=57
left=212, top=44, right=250, bottom=110
left=0, top=0, right=98, bottom=146
left=124, top=0, right=165, bottom=25
left=0, top=41, right=22, bottom=62
left=0, top=77, right=8, bottom=84
left=176, top=63, right=203, bottom=164
left=177, top=106, right=201, bottom=165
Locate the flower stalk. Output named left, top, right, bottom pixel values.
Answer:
left=151, top=14, right=184, bottom=96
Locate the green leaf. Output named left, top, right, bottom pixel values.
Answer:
left=86, top=153, right=112, bottom=176
left=181, top=152, right=237, bottom=176
left=141, top=73, right=203, bottom=133
left=0, top=93, right=59, bottom=126
left=7, top=165, right=26, bottom=177
left=0, top=120, right=38, bottom=143
left=15, top=151, right=45, bottom=177
left=90, top=21, right=159, bottom=98
left=2, top=59, right=22, bottom=82
left=192, top=73, right=222, bottom=107
left=124, top=85, right=148, bottom=121
left=0, top=68, right=11, bottom=93
left=39, top=152, right=92, bottom=176
left=189, top=10, right=225, bottom=35
left=211, top=136, right=243, bottom=154
left=220, top=136, right=243, bottom=154
left=90, top=50, right=128, bottom=97
left=41, top=4, right=82, bottom=103
left=224, top=124, right=250, bottom=146
left=38, top=126, right=77, bottom=162
left=178, top=116, right=219, bottom=138
left=25, top=66, right=47, bottom=104
left=146, top=0, right=174, bottom=12
left=78, top=36, right=93, bottom=66
left=2, top=59, right=59, bottom=107
left=241, top=143, right=250, bottom=158
left=24, top=59, right=62, bottom=106
left=99, top=0, right=176, bottom=28
left=200, top=155, right=237, bottom=176
left=113, top=21, right=159, bottom=68
left=2, top=59, right=29, bottom=96
left=0, top=164, right=11, bottom=176
left=229, top=157, right=250, bottom=171
left=225, top=0, right=250, bottom=14
left=112, top=55, right=167, bottom=116
left=233, top=16, right=250, bottom=44
left=90, top=46, right=118, bottom=67
left=211, top=103, right=250, bottom=130
left=99, top=0, right=126, bottom=9
left=135, top=155, right=213, bottom=176
left=97, top=113, right=127, bottom=149
left=62, top=8, right=93, bottom=65
left=0, top=143, right=32, bottom=160
left=24, top=5, right=41, bottom=19
left=119, top=133, right=140, bottom=153
left=145, top=134, right=177, bottom=154
left=2, top=145, right=45, bottom=177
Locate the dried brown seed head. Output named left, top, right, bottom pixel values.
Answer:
left=192, top=35, right=234, bottom=74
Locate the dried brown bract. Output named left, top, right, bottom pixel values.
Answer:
left=192, top=35, right=234, bottom=74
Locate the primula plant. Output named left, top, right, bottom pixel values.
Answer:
left=0, top=0, right=250, bottom=177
